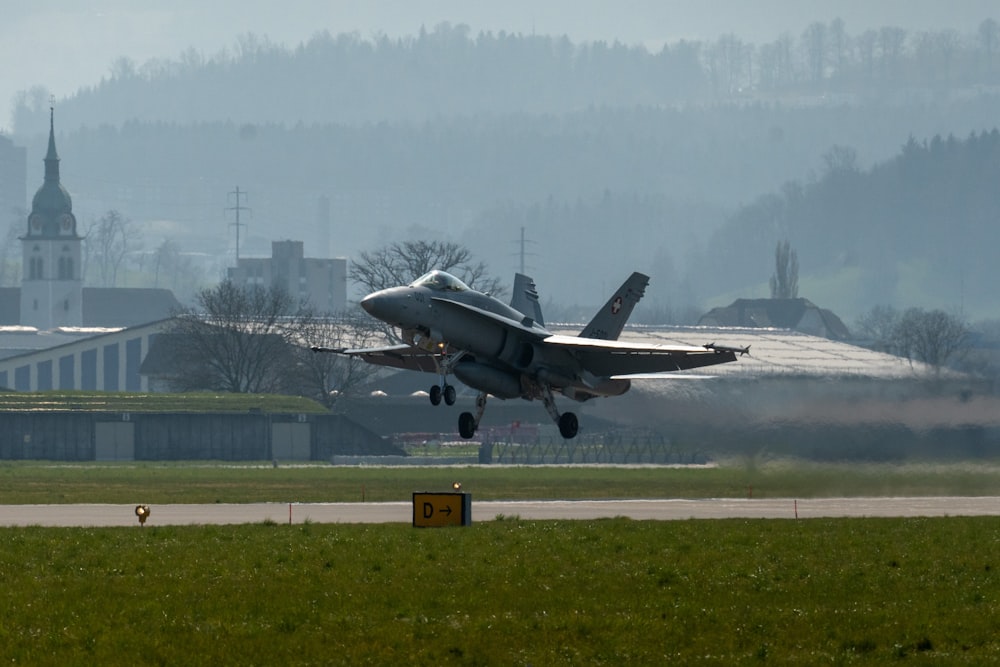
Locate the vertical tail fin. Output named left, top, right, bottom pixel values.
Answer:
left=510, top=273, right=545, bottom=327
left=579, top=272, right=649, bottom=340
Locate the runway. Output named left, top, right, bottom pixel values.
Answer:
left=1, top=496, right=999, bottom=527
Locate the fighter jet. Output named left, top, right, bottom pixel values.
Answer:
left=313, top=270, right=746, bottom=439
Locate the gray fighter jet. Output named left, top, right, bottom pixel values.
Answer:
left=313, top=270, right=747, bottom=439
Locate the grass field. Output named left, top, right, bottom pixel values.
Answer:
left=2, top=461, right=1000, bottom=664
left=2, top=459, right=1000, bottom=504
left=1, top=517, right=999, bottom=664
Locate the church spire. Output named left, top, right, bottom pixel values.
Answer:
left=44, top=105, right=60, bottom=184
left=27, top=105, right=75, bottom=238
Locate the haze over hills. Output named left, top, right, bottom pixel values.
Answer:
left=3, top=2, right=1000, bottom=322
left=4, top=0, right=997, bottom=132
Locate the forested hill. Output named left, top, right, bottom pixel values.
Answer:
left=12, top=19, right=1000, bottom=132
left=697, top=129, right=1000, bottom=318
left=13, top=26, right=706, bottom=132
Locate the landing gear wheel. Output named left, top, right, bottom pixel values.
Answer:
left=558, top=412, right=579, bottom=439
left=443, top=384, right=457, bottom=406
left=429, top=385, right=442, bottom=406
left=458, top=412, right=477, bottom=439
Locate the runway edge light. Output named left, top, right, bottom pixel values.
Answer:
left=134, top=504, right=150, bottom=526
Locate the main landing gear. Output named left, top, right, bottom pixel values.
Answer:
left=454, top=388, right=579, bottom=440
left=541, top=385, right=578, bottom=439
left=458, top=392, right=488, bottom=439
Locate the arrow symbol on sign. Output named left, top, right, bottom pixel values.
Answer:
left=440, top=505, right=452, bottom=516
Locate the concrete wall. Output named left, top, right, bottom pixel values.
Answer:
left=0, top=412, right=401, bottom=461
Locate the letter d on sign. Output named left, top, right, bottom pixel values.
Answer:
left=424, top=502, right=434, bottom=518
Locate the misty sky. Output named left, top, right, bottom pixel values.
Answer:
left=3, top=0, right=997, bottom=133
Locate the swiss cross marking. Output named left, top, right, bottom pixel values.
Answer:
left=611, top=296, right=623, bottom=315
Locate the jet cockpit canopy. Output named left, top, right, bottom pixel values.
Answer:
left=410, top=270, right=470, bottom=292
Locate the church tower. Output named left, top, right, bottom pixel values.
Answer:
left=20, top=107, right=82, bottom=329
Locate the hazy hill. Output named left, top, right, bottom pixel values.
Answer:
left=6, top=20, right=1000, bottom=319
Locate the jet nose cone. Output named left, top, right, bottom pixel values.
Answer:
left=361, top=287, right=408, bottom=323
left=360, top=292, right=380, bottom=315
left=360, top=290, right=394, bottom=320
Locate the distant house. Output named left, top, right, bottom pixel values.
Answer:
left=698, top=298, right=851, bottom=340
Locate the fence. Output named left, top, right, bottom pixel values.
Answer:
left=483, top=431, right=708, bottom=465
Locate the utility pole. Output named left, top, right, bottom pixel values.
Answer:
left=513, top=226, right=536, bottom=274
left=225, top=186, right=251, bottom=262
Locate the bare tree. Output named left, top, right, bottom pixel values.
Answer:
left=707, top=33, right=750, bottom=95
left=758, top=33, right=796, bottom=90
left=979, top=18, right=999, bottom=74
left=349, top=240, right=502, bottom=295
left=149, top=240, right=205, bottom=303
left=856, top=29, right=879, bottom=81
left=878, top=27, right=908, bottom=79
left=822, top=145, right=859, bottom=175
left=769, top=240, right=799, bottom=299
left=152, top=239, right=180, bottom=288
left=293, top=310, right=383, bottom=410
left=84, top=210, right=141, bottom=287
left=854, top=305, right=900, bottom=352
left=935, top=29, right=961, bottom=82
left=802, top=22, right=827, bottom=84
left=827, top=18, right=850, bottom=80
left=165, top=280, right=312, bottom=393
left=893, top=308, right=969, bottom=373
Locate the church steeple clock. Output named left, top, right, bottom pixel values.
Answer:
left=20, top=106, right=83, bottom=329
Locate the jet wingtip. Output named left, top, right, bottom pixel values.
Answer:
left=705, top=342, right=751, bottom=357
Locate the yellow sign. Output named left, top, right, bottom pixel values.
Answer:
left=412, top=492, right=471, bottom=527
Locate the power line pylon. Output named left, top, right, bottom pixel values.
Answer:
left=225, top=186, right=252, bottom=262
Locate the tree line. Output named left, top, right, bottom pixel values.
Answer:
left=11, top=18, right=1000, bottom=132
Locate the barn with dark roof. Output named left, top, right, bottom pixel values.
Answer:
left=697, top=298, right=851, bottom=340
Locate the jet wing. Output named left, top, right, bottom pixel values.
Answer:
left=541, top=334, right=739, bottom=377
left=312, top=344, right=441, bottom=373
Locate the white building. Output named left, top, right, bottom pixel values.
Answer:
left=20, top=108, right=83, bottom=329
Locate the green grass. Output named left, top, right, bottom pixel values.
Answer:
left=2, top=462, right=1000, bottom=663
left=0, top=390, right=327, bottom=413
left=2, top=459, right=1000, bottom=504
left=1, top=518, right=998, bottom=665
